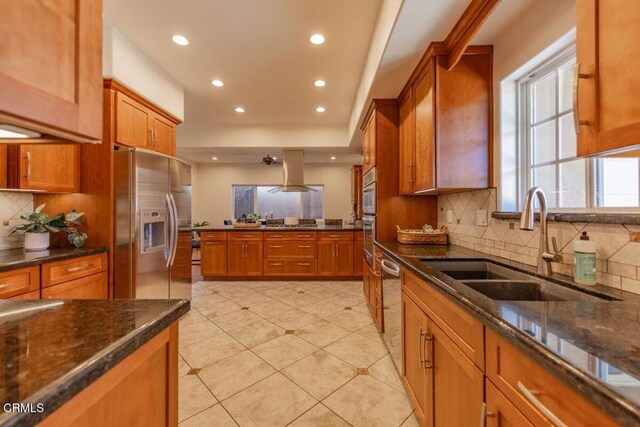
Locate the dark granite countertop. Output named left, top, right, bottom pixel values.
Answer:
left=0, top=299, right=189, bottom=427
left=376, top=241, right=640, bottom=426
left=193, top=224, right=363, bottom=232
left=0, top=246, right=109, bottom=273
left=492, top=211, right=640, bottom=225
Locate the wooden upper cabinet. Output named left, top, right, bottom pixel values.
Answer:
left=576, top=0, right=640, bottom=156
left=397, top=45, right=492, bottom=194
left=399, top=90, right=415, bottom=195
left=0, top=0, right=102, bottom=142
left=110, top=81, right=179, bottom=156
left=8, top=144, right=80, bottom=192
left=350, top=165, right=363, bottom=219
left=362, top=114, right=376, bottom=173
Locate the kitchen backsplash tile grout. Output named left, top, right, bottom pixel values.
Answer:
left=438, top=188, right=640, bottom=295
left=0, top=192, right=35, bottom=250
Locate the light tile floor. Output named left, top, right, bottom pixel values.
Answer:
left=178, top=280, right=418, bottom=427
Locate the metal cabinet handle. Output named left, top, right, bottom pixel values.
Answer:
left=297, top=234, right=311, bottom=238
left=0, top=283, right=11, bottom=289
left=335, top=244, right=339, bottom=257
left=270, top=234, right=283, bottom=238
left=419, top=328, right=425, bottom=367
left=328, top=234, right=341, bottom=238
left=269, top=262, right=283, bottom=266
left=480, top=403, right=493, bottom=427
left=573, top=63, right=590, bottom=135
left=297, top=262, right=311, bottom=266
left=66, top=263, right=94, bottom=273
left=297, top=245, right=311, bottom=248
left=23, top=152, right=32, bottom=180
left=423, top=332, right=433, bottom=370
left=269, top=245, right=284, bottom=248
left=205, top=241, right=221, bottom=245
left=517, top=381, right=567, bottom=427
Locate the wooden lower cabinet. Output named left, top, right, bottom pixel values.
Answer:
left=0, top=266, right=40, bottom=299
left=228, top=241, right=263, bottom=276
left=40, top=324, right=178, bottom=427
left=485, top=381, right=533, bottom=427
left=171, top=231, right=193, bottom=280
left=201, top=240, right=227, bottom=276
left=318, top=241, right=354, bottom=276
left=42, top=272, right=108, bottom=299
left=353, top=237, right=364, bottom=276
left=264, top=259, right=316, bottom=276
left=9, top=290, right=40, bottom=300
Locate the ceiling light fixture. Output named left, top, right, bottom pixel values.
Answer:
left=235, top=107, right=245, bottom=113
left=273, top=157, right=278, bottom=160
left=330, top=156, right=336, bottom=160
left=211, top=80, right=224, bottom=87
left=316, top=106, right=325, bottom=113
left=310, top=33, right=325, bottom=45
left=314, top=80, right=326, bottom=87
left=172, top=35, right=189, bottom=46
left=211, top=156, right=218, bottom=160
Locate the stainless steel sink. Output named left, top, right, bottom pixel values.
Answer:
left=420, top=260, right=621, bottom=302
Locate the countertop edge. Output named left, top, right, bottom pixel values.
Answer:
left=376, top=241, right=640, bottom=426
left=2, top=299, right=189, bottom=427
left=193, top=226, right=363, bottom=232
left=0, top=246, right=110, bottom=273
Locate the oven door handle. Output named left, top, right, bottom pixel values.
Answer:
left=380, top=259, right=400, bottom=277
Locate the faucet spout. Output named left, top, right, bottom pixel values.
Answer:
left=519, top=187, right=562, bottom=276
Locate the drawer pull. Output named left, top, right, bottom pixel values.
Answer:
left=240, top=235, right=254, bottom=238
left=269, top=245, right=284, bottom=248
left=297, top=263, right=311, bottom=266
left=66, top=264, right=94, bottom=274
left=423, top=332, right=433, bottom=370
left=328, top=234, right=341, bottom=238
left=270, top=234, right=283, bottom=238
left=419, top=328, right=425, bottom=367
left=297, top=245, right=311, bottom=248
left=269, top=263, right=284, bottom=266
left=297, top=234, right=311, bottom=238
left=205, top=241, right=221, bottom=245
left=0, top=283, right=11, bottom=289
left=480, top=403, right=493, bottom=427
left=517, top=381, right=567, bottom=427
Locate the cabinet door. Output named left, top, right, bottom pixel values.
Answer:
left=399, top=89, right=415, bottom=195
left=401, top=292, right=431, bottom=424
left=16, top=144, right=80, bottom=192
left=363, top=114, right=376, bottom=173
left=353, top=239, right=364, bottom=276
left=42, top=272, right=108, bottom=299
left=317, top=241, right=336, bottom=275
left=431, top=321, right=484, bottom=427
left=363, top=260, right=371, bottom=302
left=201, top=240, right=227, bottom=276
left=0, top=0, right=102, bottom=142
left=414, top=61, right=436, bottom=191
left=486, top=381, right=533, bottom=427
left=577, top=0, right=640, bottom=156
left=116, top=92, right=151, bottom=149
left=335, top=241, right=354, bottom=276
left=151, top=114, right=176, bottom=156
left=227, top=242, right=245, bottom=276
left=244, top=241, right=263, bottom=276
left=362, top=120, right=370, bottom=173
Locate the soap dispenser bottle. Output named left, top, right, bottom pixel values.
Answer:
left=574, top=231, right=597, bottom=285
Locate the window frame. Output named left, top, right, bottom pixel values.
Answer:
left=516, top=45, right=640, bottom=212
left=231, top=184, right=325, bottom=219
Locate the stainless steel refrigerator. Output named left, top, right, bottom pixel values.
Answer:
left=113, top=147, right=192, bottom=300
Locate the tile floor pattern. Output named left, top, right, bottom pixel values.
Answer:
left=178, top=280, right=418, bottom=427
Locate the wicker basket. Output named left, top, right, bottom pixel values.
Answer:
left=233, top=221, right=261, bottom=229
left=396, top=225, right=447, bottom=245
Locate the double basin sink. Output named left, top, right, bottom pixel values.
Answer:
left=420, top=260, right=621, bottom=302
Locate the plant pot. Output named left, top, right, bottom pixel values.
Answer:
left=24, top=232, right=50, bottom=252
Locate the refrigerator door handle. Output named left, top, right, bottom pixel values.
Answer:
left=165, top=194, right=175, bottom=268
left=169, top=193, right=179, bottom=266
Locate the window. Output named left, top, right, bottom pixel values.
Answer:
left=232, top=185, right=324, bottom=219
left=518, top=46, right=640, bottom=210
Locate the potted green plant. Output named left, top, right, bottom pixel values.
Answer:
left=11, top=204, right=66, bottom=251
left=64, top=210, right=88, bottom=249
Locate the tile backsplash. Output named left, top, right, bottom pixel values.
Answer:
left=0, top=192, right=34, bottom=250
left=438, top=189, right=640, bottom=295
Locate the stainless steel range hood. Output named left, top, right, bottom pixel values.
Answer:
left=268, top=150, right=317, bottom=193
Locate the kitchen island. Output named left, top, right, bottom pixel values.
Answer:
left=377, top=241, right=640, bottom=426
left=0, top=298, right=189, bottom=426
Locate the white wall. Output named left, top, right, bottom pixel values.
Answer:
left=491, top=0, right=576, bottom=210
left=103, top=27, right=185, bottom=120
left=192, top=163, right=353, bottom=225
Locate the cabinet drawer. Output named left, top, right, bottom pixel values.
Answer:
left=402, top=269, right=484, bottom=369
left=42, top=272, right=108, bottom=299
left=486, top=381, right=533, bottom=427
left=318, top=231, right=353, bottom=241
left=200, top=231, right=227, bottom=241
left=42, top=253, right=107, bottom=287
left=0, top=266, right=40, bottom=298
left=264, top=260, right=316, bottom=276
left=265, top=242, right=316, bottom=259
left=354, top=231, right=364, bottom=241
left=228, top=231, right=263, bottom=241
left=264, top=231, right=317, bottom=241
left=486, top=329, right=616, bottom=427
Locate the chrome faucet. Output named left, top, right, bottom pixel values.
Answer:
left=519, top=187, right=562, bottom=276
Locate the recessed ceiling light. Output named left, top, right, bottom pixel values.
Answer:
left=330, top=156, right=336, bottom=160
left=235, top=107, right=245, bottom=113
left=211, top=80, right=224, bottom=87
left=314, top=80, right=326, bottom=87
left=273, top=157, right=278, bottom=160
left=211, top=156, right=218, bottom=160
left=172, top=35, right=189, bottom=46
left=310, top=33, right=325, bottom=45
left=316, top=106, right=326, bottom=113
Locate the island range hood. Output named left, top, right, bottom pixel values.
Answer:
left=268, top=150, right=317, bottom=193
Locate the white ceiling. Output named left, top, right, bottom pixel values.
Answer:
left=103, top=0, right=381, bottom=125
left=472, top=0, right=538, bottom=44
